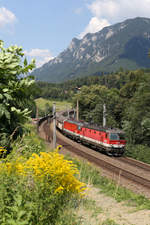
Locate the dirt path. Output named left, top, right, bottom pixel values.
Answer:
left=77, top=186, right=150, bottom=225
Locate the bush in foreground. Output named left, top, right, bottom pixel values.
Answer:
left=0, top=126, right=86, bottom=225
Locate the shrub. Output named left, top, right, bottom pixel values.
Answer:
left=0, top=126, right=86, bottom=224
left=125, top=144, right=150, bottom=164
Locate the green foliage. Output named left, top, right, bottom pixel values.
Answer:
left=35, top=98, right=71, bottom=117
left=9, top=124, right=47, bottom=159
left=0, top=170, right=73, bottom=225
left=37, top=103, right=52, bottom=117
left=122, top=73, right=150, bottom=145
left=125, top=144, right=150, bottom=164
left=0, top=41, right=36, bottom=147
left=0, top=124, right=83, bottom=225
left=72, top=85, right=122, bottom=128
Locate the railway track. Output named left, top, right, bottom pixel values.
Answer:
left=119, top=157, right=150, bottom=172
left=39, top=119, right=150, bottom=198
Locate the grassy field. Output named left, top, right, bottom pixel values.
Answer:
left=35, top=98, right=72, bottom=112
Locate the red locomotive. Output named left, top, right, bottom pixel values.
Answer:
left=56, top=118, right=126, bottom=156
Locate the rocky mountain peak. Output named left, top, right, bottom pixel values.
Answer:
left=32, top=17, right=150, bottom=82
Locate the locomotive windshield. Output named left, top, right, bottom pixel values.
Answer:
left=118, top=133, right=125, bottom=140
left=109, top=133, right=125, bottom=140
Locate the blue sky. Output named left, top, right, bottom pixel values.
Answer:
left=0, top=0, right=150, bottom=68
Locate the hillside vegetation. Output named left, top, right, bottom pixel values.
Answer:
left=35, top=98, right=71, bottom=117
left=35, top=69, right=150, bottom=163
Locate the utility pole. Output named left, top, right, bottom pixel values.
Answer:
left=67, top=105, right=69, bottom=119
left=73, top=108, right=76, bottom=119
left=75, top=87, right=80, bottom=121
left=103, top=103, right=106, bottom=127
left=36, top=106, right=39, bottom=119
left=68, top=109, right=70, bottom=119
left=53, top=103, right=56, bottom=149
left=76, top=99, right=79, bottom=121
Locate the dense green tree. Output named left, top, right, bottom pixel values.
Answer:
left=72, top=85, right=122, bottom=127
left=123, top=76, right=150, bottom=146
left=0, top=41, right=35, bottom=147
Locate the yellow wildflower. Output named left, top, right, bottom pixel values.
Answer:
left=0, top=147, right=7, bottom=153
left=56, top=145, right=62, bottom=151
left=0, top=149, right=86, bottom=195
left=55, top=186, right=64, bottom=194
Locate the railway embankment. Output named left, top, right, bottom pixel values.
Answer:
left=38, top=119, right=150, bottom=225
left=40, top=119, right=150, bottom=198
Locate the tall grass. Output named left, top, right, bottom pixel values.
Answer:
left=68, top=157, right=150, bottom=210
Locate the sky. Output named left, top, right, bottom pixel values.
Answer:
left=0, top=0, right=150, bottom=68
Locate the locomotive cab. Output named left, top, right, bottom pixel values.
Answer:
left=106, top=130, right=126, bottom=155
left=109, top=132, right=125, bottom=141
left=108, top=131, right=126, bottom=144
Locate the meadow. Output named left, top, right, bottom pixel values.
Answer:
left=35, top=98, right=72, bottom=113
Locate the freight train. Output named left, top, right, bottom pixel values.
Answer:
left=56, top=116, right=126, bottom=156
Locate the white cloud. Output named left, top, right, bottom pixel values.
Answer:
left=79, top=17, right=110, bottom=38
left=88, top=0, right=119, bottom=19
left=0, top=7, right=16, bottom=28
left=88, top=0, right=150, bottom=23
left=24, top=49, right=54, bottom=68
left=80, top=0, right=150, bottom=38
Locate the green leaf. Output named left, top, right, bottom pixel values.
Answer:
left=11, top=106, right=17, bottom=112
left=6, top=62, right=19, bottom=69
left=4, top=110, right=10, bottom=120
left=4, top=93, right=12, bottom=100
left=3, top=88, right=9, bottom=92
left=17, top=210, right=26, bottom=219
left=24, top=58, right=28, bottom=66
